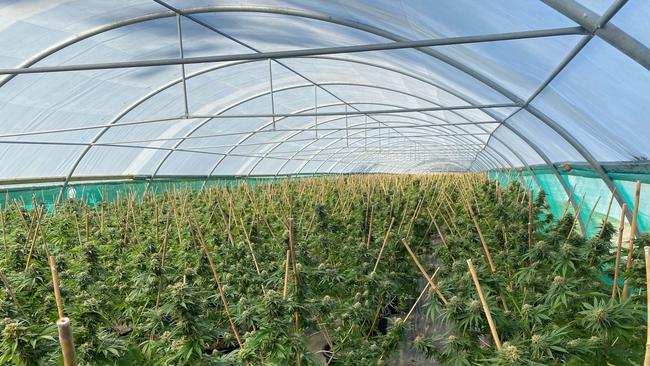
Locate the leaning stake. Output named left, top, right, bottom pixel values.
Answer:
left=48, top=256, right=77, bottom=366
left=623, top=181, right=641, bottom=298
left=193, top=226, right=243, bottom=348
left=611, top=204, right=627, bottom=299
left=467, top=258, right=501, bottom=351
left=401, top=238, right=447, bottom=304
left=466, top=202, right=496, bottom=273
left=644, top=246, right=650, bottom=366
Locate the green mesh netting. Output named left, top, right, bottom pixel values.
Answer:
left=0, top=176, right=310, bottom=210
left=492, top=164, right=649, bottom=238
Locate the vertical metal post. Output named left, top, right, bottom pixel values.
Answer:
left=314, top=85, right=318, bottom=139
left=364, top=115, right=367, bottom=152
left=345, top=105, right=349, bottom=147
left=378, top=120, right=381, bottom=154
left=268, top=58, right=276, bottom=130
left=176, top=14, right=189, bottom=117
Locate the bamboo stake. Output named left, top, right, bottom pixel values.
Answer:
left=599, top=188, right=617, bottom=238
left=12, top=200, right=29, bottom=232
left=84, top=206, right=89, bottom=242
left=367, top=305, right=383, bottom=338
left=366, top=205, right=374, bottom=249
left=428, top=209, right=452, bottom=259
left=0, top=270, right=19, bottom=309
left=563, top=193, right=586, bottom=245
left=155, top=215, right=171, bottom=310
left=405, top=268, right=440, bottom=322
left=466, top=202, right=496, bottom=273
left=583, top=196, right=601, bottom=235
left=57, top=318, right=77, bottom=366
left=643, top=247, right=650, bottom=366
left=193, top=226, right=243, bottom=348
left=611, top=204, right=627, bottom=299
left=303, top=209, right=317, bottom=241
left=100, top=204, right=104, bottom=234
left=372, top=217, right=395, bottom=273
left=467, top=258, right=501, bottom=351
left=283, top=249, right=291, bottom=299
left=286, top=218, right=301, bottom=334
left=287, top=219, right=299, bottom=291
left=560, top=184, right=578, bottom=220
left=48, top=256, right=65, bottom=320
left=0, top=205, right=8, bottom=260
left=396, top=205, right=408, bottom=234
left=239, top=217, right=261, bottom=275
left=528, top=190, right=533, bottom=252
left=405, top=198, right=424, bottom=239
left=401, top=238, right=447, bottom=304
left=49, top=256, right=77, bottom=366
left=38, top=206, right=51, bottom=258
left=404, top=283, right=431, bottom=323
left=25, top=201, right=37, bottom=248
left=24, top=208, right=43, bottom=269
left=622, top=181, right=642, bottom=299
left=495, top=179, right=501, bottom=203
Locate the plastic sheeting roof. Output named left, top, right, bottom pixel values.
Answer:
left=0, top=0, right=648, bottom=185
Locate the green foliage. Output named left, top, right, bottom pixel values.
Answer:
left=417, top=179, right=646, bottom=366
left=0, top=175, right=646, bottom=365
left=0, top=176, right=443, bottom=365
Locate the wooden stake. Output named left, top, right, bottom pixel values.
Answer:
left=467, top=258, right=501, bottom=350
left=283, top=249, right=290, bottom=299
left=57, top=317, right=77, bottom=366
left=528, top=190, right=533, bottom=252
left=401, top=238, right=447, bottom=304
left=466, top=202, right=496, bottom=273
left=155, top=215, right=171, bottom=310
left=560, top=184, right=578, bottom=220
left=396, top=206, right=408, bottom=234
left=366, top=205, right=374, bottom=249
left=25, top=208, right=44, bottom=270
left=286, top=218, right=301, bottom=333
left=0, top=205, right=8, bottom=260
left=48, top=256, right=65, bottom=319
left=372, top=217, right=395, bottom=273
left=612, top=204, right=627, bottom=299
left=239, top=217, right=261, bottom=276
left=426, top=207, right=452, bottom=254
left=193, top=226, right=243, bottom=348
left=405, top=198, right=424, bottom=239
left=563, top=193, right=586, bottom=245
left=0, top=270, right=19, bottom=309
left=404, top=282, right=430, bottom=323
left=643, top=247, right=650, bottom=366
left=622, top=181, right=641, bottom=299
left=583, top=196, right=601, bottom=235
left=405, top=267, right=440, bottom=322
left=598, top=188, right=617, bottom=238
left=48, top=255, right=77, bottom=365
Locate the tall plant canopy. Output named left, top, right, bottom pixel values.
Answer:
left=0, top=0, right=649, bottom=229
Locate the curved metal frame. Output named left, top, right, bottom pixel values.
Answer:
left=0, top=3, right=640, bottom=226
left=267, top=119, right=497, bottom=177
left=241, top=82, right=506, bottom=176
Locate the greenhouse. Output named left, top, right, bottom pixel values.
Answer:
left=0, top=0, right=649, bottom=365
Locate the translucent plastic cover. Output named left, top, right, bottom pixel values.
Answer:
left=0, top=0, right=647, bottom=190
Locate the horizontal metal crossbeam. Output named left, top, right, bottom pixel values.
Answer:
left=0, top=27, right=584, bottom=75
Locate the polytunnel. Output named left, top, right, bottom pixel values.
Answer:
left=2, top=1, right=650, bottom=365
left=0, top=1, right=648, bottom=225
